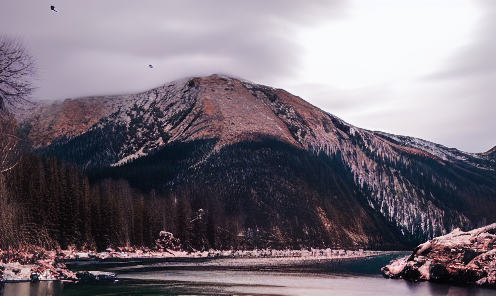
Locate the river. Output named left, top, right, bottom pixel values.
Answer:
left=2, top=253, right=496, bottom=296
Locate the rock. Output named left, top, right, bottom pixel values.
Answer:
left=401, top=265, right=421, bottom=281
left=429, top=264, right=450, bottom=282
left=382, top=223, right=496, bottom=288
left=463, top=249, right=479, bottom=264
left=415, top=241, right=432, bottom=256
left=30, top=272, right=40, bottom=282
left=381, top=256, right=408, bottom=279
left=76, top=271, right=117, bottom=284
left=417, top=260, right=431, bottom=280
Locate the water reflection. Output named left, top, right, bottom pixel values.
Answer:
left=1, top=281, right=63, bottom=296
left=426, top=281, right=495, bottom=296
left=2, top=255, right=496, bottom=296
left=401, top=280, right=496, bottom=296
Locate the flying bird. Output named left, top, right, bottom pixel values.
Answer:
left=149, top=65, right=153, bottom=68
left=51, top=5, right=57, bottom=12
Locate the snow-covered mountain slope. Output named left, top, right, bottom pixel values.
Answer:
left=17, top=74, right=496, bottom=247
left=20, top=94, right=136, bottom=148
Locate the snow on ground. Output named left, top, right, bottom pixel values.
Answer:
left=1, top=247, right=392, bottom=283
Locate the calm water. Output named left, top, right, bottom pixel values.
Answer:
left=2, top=253, right=496, bottom=296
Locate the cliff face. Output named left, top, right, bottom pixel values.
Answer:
left=17, top=74, right=496, bottom=248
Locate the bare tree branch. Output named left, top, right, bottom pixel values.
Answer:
left=0, top=132, right=22, bottom=141
left=0, top=161, right=18, bottom=173
left=0, top=35, right=37, bottom=110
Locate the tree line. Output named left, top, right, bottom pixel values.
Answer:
left=0, top=153, right=242, bottom=251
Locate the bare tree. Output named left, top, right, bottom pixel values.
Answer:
left=0, top=36, right=36, bottom=248
left=0, top=36, right=36, bottom=171
left=0, top=35, right=37, bottom=111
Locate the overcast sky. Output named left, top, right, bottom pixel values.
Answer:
left=1, top=0, right=494, bottom=153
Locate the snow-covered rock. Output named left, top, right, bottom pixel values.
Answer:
left=382, top=223, right=496, bottom=287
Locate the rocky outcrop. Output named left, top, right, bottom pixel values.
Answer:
left=382, top=223, right=496, bottom=287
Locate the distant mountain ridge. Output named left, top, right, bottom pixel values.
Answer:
left=16, top=74, right=496, bottom=248
left=483, top=145, right=496, bottom=158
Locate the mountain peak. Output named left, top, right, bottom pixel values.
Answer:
left=15, top=75, right=496, bottom=248
left=182, top=74, right=300, bottom=148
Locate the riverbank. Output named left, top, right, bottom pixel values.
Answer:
left=7, top=253, right=491, bottom=296
left=0, top=247, right=77, bottom=283
left=1, top=247, right=392, bottom=283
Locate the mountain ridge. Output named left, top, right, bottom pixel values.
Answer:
left=15, top=74, right=496, bottom=248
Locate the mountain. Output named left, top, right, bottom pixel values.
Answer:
left=16, top=74, right=496, bottom=248
left=484, top=145, right=496, bottom=159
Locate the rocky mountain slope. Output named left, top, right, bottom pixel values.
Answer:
left=16, top=74, right=496, bottom=248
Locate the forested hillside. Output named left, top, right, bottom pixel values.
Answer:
left=7, top=74, right=496, bottom=251
left=1, top=154, right=243, bottom=251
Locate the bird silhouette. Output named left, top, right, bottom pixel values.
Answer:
left=149, top=65, right=153, bottom=68
left=51, top=5, right=57, bottom=12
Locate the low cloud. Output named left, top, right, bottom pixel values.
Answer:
left=0, top=0, right=348, bottom=100
left=1, top=0, right=493, bottom=152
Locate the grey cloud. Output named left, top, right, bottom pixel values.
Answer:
left=0, top=0, right=348, bottom=100
left=425, top=1, right=495, bottom=81
left=2, top=0, right=492, bottom=153
left=295, top=60, right=495, bottom=153
left=289, top=83, right=396, bottom=115
left=418, top=3, right=496, bottom=152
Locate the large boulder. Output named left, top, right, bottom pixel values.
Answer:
left=381, top=223, right=496, bottom=287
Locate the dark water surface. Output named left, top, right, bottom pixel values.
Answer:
left=2, top=253, right=496, bottom=296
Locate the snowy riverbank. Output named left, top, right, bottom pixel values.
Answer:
left=1, top=247, right=390, bottom=283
